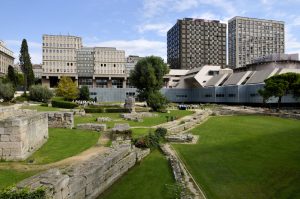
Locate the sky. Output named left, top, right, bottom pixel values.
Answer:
left=1, top=0, right=300, bottom=64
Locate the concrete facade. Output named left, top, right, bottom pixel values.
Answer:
left=0, top=107, right=48, bottom=161
left=167, top=18, right=227, bottom=69
left=228, top=16, right=285, bottom=69
left=0, top=40, right=14, bottom=76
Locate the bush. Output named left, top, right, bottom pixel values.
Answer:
left=105, top=108, right=128, bottom=113
left=52, top=100, right=78, bottom=109
left=146, top=91, right=168, bottom=112
left=14, top=94, right=29, bottom=102
left=0, top=186, right=46, bottom=199
left=79, top=86, right=90, bottom=100
left=0, top=81, right=15, bottom=102
left=155, top=127, right=167, bottom=138
left=29, top=85, right=53, bottom=102
left=41, top=103, right=48, bottom=107
left=56, top=76, right=79, bottom=101
left=84, top=107, right=104, bottom=113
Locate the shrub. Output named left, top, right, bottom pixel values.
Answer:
left=14, top=94, right=29, bottom=102
left=155, top=127, right=167, bottom=138
left=0, top=81, right=15, bottom=102
left=52, top=100, right=78, bottom=109
left=146, top=91, right=168, bottom=112
left=29, top=85, right=53, bottom=102
left=84, top=107, right=104, bottom=113
left=0, top=186, right=46, bottom=198
left=105, top=108, right=128, bottom=113
left=41, top=103, right=48, bottom=107
left=79, top=86, right=90, bottom=100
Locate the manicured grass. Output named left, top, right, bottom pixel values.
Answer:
left=99, top=150, right=177, bottom=199
left=75, top=110, right=194, bottom=128
left=27, top=128, right=100, bottom=164
left=21, top=105, right=62, bottom=112
left=0, top=169, right=37, bottom=189
left=173, top=115, right=300, bottom=199
left=131, top=128, right=154, bottom=138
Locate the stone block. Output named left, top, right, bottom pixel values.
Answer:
left=1, top=134, right=10, bottom=142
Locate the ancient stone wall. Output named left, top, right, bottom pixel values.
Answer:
left=0, top=108, right=48, bottom=160
left=77, top=123, right=107, bottom=132
left=47, top=112, right=74, bottom=129
left=17, top=145, right=150, bottom=199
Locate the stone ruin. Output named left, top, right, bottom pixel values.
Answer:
left=124, top=97, right=135, bottom=113
left=96, top=117, right=112, bottom=122
left=77, top=123, right=107, bottom=132
left=165, top=134, right=194, bottom=143
left=120, top=112, right=158, bottom=122
left=0, top=106, right=48, bottom=161
left=17, top=144, right=150, bottom=199
left=111, top=123, right=131, bottom=140
left=47, top=112, right=74, bottom=129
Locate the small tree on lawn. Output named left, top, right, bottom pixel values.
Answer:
left=19, top=39, right=35, bottom=94
left=79, top=86, right=90, bottom=100
left=56, top=76, right=79, bottom=101
left=129, top=56, right=169, bottom=111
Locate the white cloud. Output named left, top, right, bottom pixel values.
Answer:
left=142, top=0, right=171, bottom=18
left=173, top=0, right=198, bottom=12
left=138, top=23, right=173, bottom=36
left=85, top=39, right=167, bottom=61
left=4, top=40, right=42, bottom=64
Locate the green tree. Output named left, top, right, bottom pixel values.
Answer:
left=147, top=91, right=168, bottom=111
left=56, top=76, right=79, bottom=101
left=0, top=80, right=15, bottom=102
left=79, top=86, right=90, bottom=100
left=19, top=39, right=34, bottom=94
left=7, top=65, right=17, bottom=87
left=129, top=56, right=169, bottom=110
left=258, top=73, right=300, bottom=109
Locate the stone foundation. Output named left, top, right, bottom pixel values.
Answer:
left=0, top=107, right=48, bottom=161
left=77, top=123, right=107, bottom=132
left=47, top=112, right=74, bottom=129
left=17, top=144, right=150, bottom=199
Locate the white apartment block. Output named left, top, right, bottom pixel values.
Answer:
left=41, top=35, right=128, bottom=88
left=42, top=34, right=82, bottom=87
left=0, top=40, right=14, bottom=76
left=228, top=16, right=285, bottom=69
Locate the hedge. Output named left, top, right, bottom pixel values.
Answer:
left=105, top=108, right=129, bottom=113
left=84, top=107, right=104, bottom=113
left=0, top=187, right=46, bottom=199
left=51, top=100, right=78, bottom=109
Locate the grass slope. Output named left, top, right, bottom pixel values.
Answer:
left=99, top=150, right=177, bottom=199
left=0, top=169, right=37, bottom=189
left=173, top=115, right=300, bottom=199
left=131, top=128, right=154, bottom=138
left=27, top=128, right=100, bottom=164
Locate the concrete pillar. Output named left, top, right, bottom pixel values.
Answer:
left=107, top=80, right=112, bottom=88
left=123, top=79, right=127, bottom=88
left=93, top=79, right=96, bottom=88
left=42, top=78, right=50, bottom=88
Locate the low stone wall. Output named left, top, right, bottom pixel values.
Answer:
left=47, top=112, right=74, bottom=129
left=0, top=108, right=48, bottom=160
left=77, top=123, right=107, bottom=132
left=167, top=110, right=212, bottom=134
left=17, top=145, right=150, bottom=199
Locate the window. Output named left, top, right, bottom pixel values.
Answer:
left=216, top=94, right=225, bottom=97
left=228, top=94, right=236, bottom=97
left=112, top=79, right=122, bottom=88
left=95, top=79, right=108, bottom=88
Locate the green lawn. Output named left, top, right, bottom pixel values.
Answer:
left=0, top=169, right=37, bottom=189
left=131, top=128, right=154, bottom=138
left=21, top=105, right=62, bottom=112
left=27, top=128, right=100, bottom=164
left=75, top=110, right=194, bottom=128
left=173, top=115, right=300, bottom=199
left=99, top=150, right=177, bottom=199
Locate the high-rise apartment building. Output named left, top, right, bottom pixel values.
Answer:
left=0, top=40, right=14, bottom=76
left=228, top=16, right=285, bottom=69
left=167, top=18, right=227, bottom=69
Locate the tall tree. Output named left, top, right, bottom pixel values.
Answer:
left=129, top=56, right=169, bottom=111
left=7, top=65, right=17, bottom=87
left=19, top=39, right=34, bottom=94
